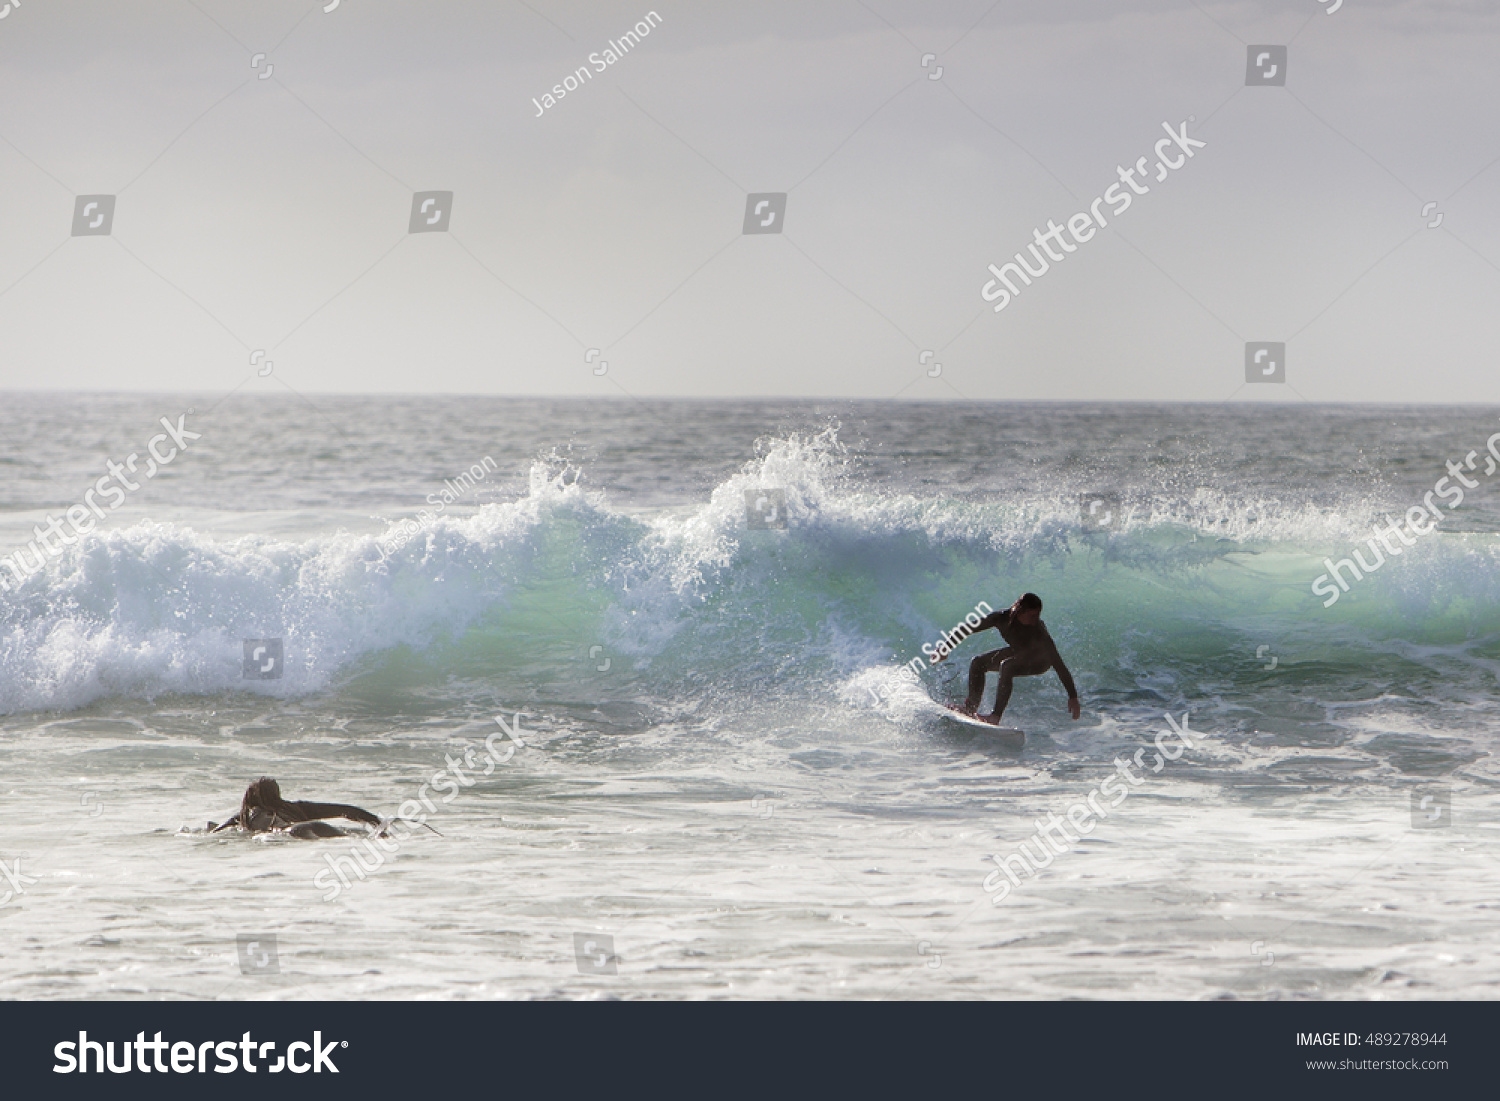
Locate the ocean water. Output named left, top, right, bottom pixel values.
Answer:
left=1, top=395, right=1497, bottom=1000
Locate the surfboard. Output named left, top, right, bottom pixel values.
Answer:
left=939, top=705, right=1025, bottom=749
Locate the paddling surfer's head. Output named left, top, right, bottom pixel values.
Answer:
left=1012, top=592, right=1042, bottom=626
left=240, top=776, right=287, bottom=830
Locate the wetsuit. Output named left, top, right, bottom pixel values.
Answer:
left=210, top=778, right=383, bottom=838
left=213, top=806, right=371, bottom=838
left=963, top=608, right=1078, bottom=720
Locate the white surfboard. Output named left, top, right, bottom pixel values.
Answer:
left=939, top=705, right=1025, bottom=749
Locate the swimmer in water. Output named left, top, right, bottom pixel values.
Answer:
left=209, top=777, right=385, bottom=839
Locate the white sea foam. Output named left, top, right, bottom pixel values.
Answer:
left=4, top=430, right=1500, bottom=716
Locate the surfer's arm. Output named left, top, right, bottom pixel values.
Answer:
left=1036, top=626, right=1077, bottom=698
left=287, top=800, right=383, bottom=828
left=932, top=609, right=1008, bottom=662
left=1051, top=655, right=1079, bottom=700
left=974, top=610, right=1010, bottom=633
left=1046, top=641, right=1082, bottom=718
left=210, top=814, right=241, bottom=833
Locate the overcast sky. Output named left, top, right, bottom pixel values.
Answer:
left=0, top=0, right=1496, bottom=402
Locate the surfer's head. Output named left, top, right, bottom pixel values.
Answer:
left=241, top=777, right=286, bottom=826
left=1013, top=592, right=1042, bottom=625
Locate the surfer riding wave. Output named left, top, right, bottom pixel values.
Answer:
left=936, top=592, right=1081, bottom=724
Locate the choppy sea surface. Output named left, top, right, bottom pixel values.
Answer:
left=1, top=395, right=1497, bottom=1000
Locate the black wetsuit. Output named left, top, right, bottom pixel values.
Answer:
left=210, top=779, right=383, bottom=838
left=963, top=608, right=1078, bottom=719
left=213, top=806, right=372, bottom=838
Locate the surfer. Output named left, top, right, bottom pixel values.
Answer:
left=209, top=777, right=385, bottom=839
left=939, top=593, right=1081, bottom=724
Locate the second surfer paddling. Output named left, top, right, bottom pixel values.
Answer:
left=210, top=777, right=387, bottom=839
left=937, top=592, right=1081, bottom=724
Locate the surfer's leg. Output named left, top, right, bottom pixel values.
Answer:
left=990, top=657, right=1052, bottom=721
left=964, top=648, right=1014, bottom=713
